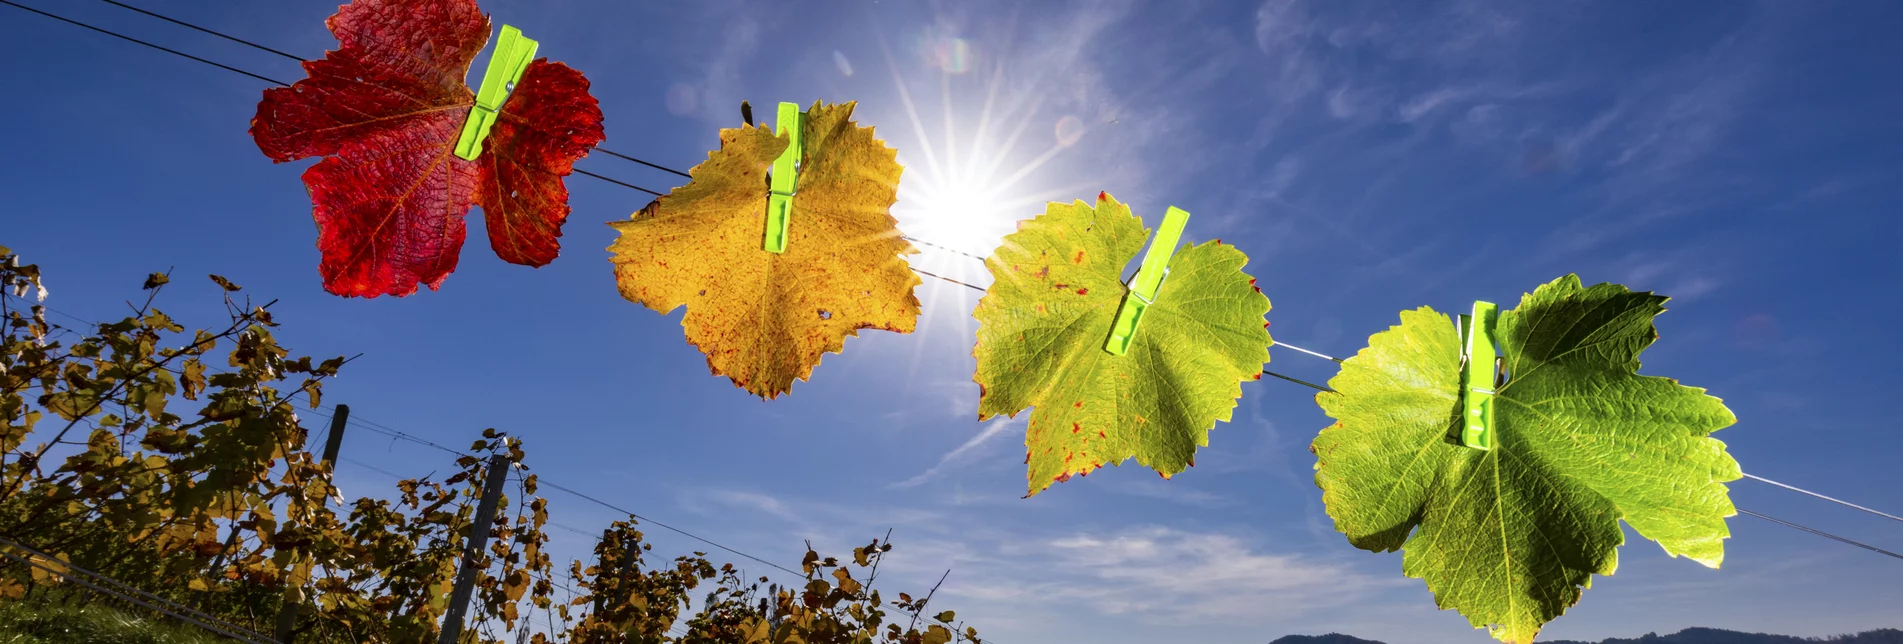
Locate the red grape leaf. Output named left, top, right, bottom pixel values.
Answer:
left=249, top=0, right=605, bottom=298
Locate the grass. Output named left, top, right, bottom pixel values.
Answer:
left=0, top=600, right=228, bottom=644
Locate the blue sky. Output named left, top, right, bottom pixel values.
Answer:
left=4, top=0, right=1901, bottom=642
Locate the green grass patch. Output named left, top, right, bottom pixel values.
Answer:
left=0, top=600, right=228, bottom=644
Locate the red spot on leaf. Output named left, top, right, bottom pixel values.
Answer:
left=1072, top=251, right=1085, bottom=264
left=1253, top=373, right=1262, bottom=380
left=1073, top=401, right=1083, bottom=409
left=1071, top=422, right=1081, bottom=434
left=1076, top=288, right=1088, bottom=295
left=1097, top=191, right=1108, bottom=202
left=1054, top=472, right=1072, bottom=483
left=251, top=0, right=603, bottom=297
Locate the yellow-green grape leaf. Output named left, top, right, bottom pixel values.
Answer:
left=1311, top=275, right=1740, bottom=644
left=607, top=101, right=919, bottom=399
left=973, top=193, right=1271, bottom=497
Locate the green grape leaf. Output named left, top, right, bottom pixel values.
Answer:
left=973, top=193, right=1271, bottom=497
left=1311, top=275, right=1740, bottom=643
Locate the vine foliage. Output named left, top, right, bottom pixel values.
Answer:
left=0, top=247, right=982, bottom=644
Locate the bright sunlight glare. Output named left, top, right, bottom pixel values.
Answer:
left=882, top=23, right=1092, bottom=269
left=900, top=168, right=1013, bottom=256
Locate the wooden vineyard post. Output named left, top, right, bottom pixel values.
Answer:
left=438, top=454, right=511, bottom=644
left=319, top=404, right=349, bottom=469
left=274, top=404, right=351, bottom=643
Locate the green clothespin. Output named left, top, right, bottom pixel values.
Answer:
left=1103, top=206, right=1190, bottom=356
left=763, top=102, right=803, bottom=253
left=454, top=25, right=539, bottom=161
left=1457, top=301, right=1500, bottom=451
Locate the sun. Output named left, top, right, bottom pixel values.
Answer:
left=897, top=166, right=1014, bottom=257
left=874, top=21, right=1095, bottom=271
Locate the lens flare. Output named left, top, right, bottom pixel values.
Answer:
left=1055, top=115, right=1085, bottom=147
left=916, top=26, right=976, bottom=74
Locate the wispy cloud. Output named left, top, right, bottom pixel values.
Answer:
left=1101, top=477, right=1234, bottom=508
left=657, top=487, right=1393, bottom=628
left=892, top=416, right=1020, bottom=488
left=941, top=525, right=1389, bottom=622
left=1398, top=86, right=1473, bottom=122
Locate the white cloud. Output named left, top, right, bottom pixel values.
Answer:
left=1397, top=87, right=1472, bottom=122
left=1103, top=477, right=1234, bottom=508
left=657, top=485, right=1398, bottom=637
left=892, top=417, right=1021, bottom=488
left=942, top=525, right=1386, bottom=622
left=697, top=490, right=803, bottom=525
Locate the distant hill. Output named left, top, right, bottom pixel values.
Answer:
left=1268, top=628, right=1903, bottom=644
left=1269, top=636, right=1386, bottom=644
left=1545, top=628, right=1903, bottom=644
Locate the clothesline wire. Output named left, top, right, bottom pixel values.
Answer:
left=96, top=0, right=307, bottom=62
left=1742, top=473, right=1903, bottom=524
left=574, top=168, right=663, bottom=197
left=5, top=0, right=1899, bottom=572
left=83, top=0, right=682, bottom=187
left=1256, top=335, right=1903, bottom=527
left=32, top=0, right=996, bottom=293
left=1739, top=510, right=1903, bottom=561
left=902, top=236, right=990, bottom=263
left=41, top=290, right=1899, bottom=567
left=911, top=267, right=986, bottom=293
left=0, top=0, right=289, bottom=87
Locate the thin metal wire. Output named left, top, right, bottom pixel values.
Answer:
left=1, top=0, right=291, bottom=86
left=1742, top=473, right=1903, bottom=523
left=533, top=479, right=807, bottom=579
left=19, top=0, right=1903, bottom=588
left=336, top=454, right=419, bottom=483
left=301, top=405, right=469, bottom=458
left=8, top=3, right=1004, bottom=301
left=1738, top=510, right=1903, bottom=561
left=0, top=535, right=277, bottom=644
left=574, top=168, right=663, bottom=197
left=903, top=235, right=989, bottom=262
left=97, top=0, right=307, bottom=62
left=591, top=147, right=693, bottom=179
left=96, top=0, right=695, bottom=189
left=912, top=268, right=987, bottom=293
left=1273, top=341, right=1343, bottom=363
left=1259, top=369, right=1336, bottom=393
left=300, top=402, right=831, bottom=597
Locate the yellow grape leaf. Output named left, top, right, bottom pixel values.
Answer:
left=27, top=552, right=69, bottom=586
left=607, top=100, right=918, bottom=398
